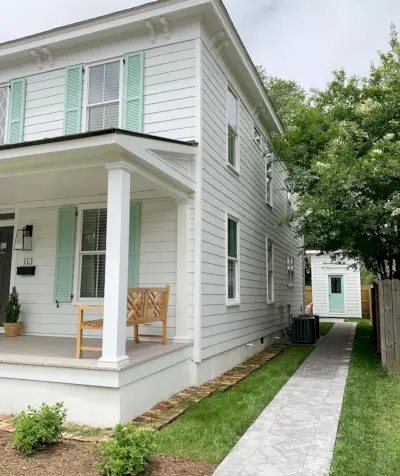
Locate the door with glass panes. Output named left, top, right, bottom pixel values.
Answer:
left=328, top=275, right=345, bottom=313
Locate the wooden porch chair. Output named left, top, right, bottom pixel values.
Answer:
left=75, top=285, right=170, bottom=359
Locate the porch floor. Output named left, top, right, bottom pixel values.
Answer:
left=0, top=334, right=190, bottom=370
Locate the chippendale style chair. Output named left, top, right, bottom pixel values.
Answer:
left=75, top=286, right=170, bottom=358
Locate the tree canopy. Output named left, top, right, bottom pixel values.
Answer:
left=257, top=67, right=306, bottom=127
left=263, top=26, right=400, bottom=279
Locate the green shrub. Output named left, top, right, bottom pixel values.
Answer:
left=4, top=286, right=21, bottom=323
left=95, top=423, right=156, bottom=476
left=13, top=402, right=67, bottom=455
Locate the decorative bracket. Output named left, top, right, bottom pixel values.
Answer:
left=30, top=49, right=43, bottom=70
left=217, top=39, right=230, bottom=55
left=42, top=46, right=54, bottom=67
left=145, top=20, right=156, bottom=43
left=211, top=31, right=230, bottom=56
left=211, top=30, right=226, bottom=48
left=254, top=103, right=267, bottom=119
left=160, top=17, right=170, bottom=40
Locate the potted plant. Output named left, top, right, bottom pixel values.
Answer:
left=3, top=286, right=22, bottom=337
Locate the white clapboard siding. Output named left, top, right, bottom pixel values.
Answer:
left=23, top=69, right=65, bottom=142
left=200, top=41, right=304, bottom=359
left=143, top=41, right=196, bottom=141
left=311, top=254, right=362, bottom=318
left=21, top=40, right=197, bottom=144
left=16, top=198, right=193, bottom=338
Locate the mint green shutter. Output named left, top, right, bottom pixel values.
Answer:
left=7, top=78, right=26, bottom=144
left=63, top=65, right=83, bottom=135
left=123, top=52, right=144, bottom=132
left=54, top=208, right=77, bottom=303
left=128, top=203, right=141, bottom=286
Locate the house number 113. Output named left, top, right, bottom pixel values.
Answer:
left=24, top=258, right=33, bottom=265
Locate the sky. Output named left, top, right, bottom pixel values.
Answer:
left=0, top=0, right=399, bottom=89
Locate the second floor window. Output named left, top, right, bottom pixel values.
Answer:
left=254, top=125, right=261, bottom=147
left=266, top=153, right=273, bottom=206
left=0, top=86, right=8, bottom=145
left=228, top=89, right=238, bottom=168
left=88, top=61, right=121, bottom=131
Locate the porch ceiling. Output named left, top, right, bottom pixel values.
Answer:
left=0, top=129, right=197, bottom=203
left=0, top=166, right=156, bottom=205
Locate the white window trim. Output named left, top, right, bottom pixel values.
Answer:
left=287, top=256, right=295, bottom=287
left=266, top=237, right=275, bottom=304
left=287, top=186, right=293, bottom=214
left=73, top=203, right=107, bottom=305
left=265, top=152, right=274, bottom=207
left=253, top=124, right=262, bottom=149
left=0, top=82, right=10, bottom=145
left=82, top=57, right=124, bottom=133
left=226, top=86, right=240, bottom=174
left=226, top=214, right=240, bottom=306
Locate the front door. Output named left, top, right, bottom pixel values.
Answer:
left=329, top=275, right=345, bottom=313
left=0, top=227, right=14, bottom=324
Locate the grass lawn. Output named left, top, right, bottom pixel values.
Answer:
left=344, top=318, right=371, bottom=323
left=156, top=346, right=314, bottom=464
left=320, top=321, right=334, bottom=336
left=330, top=320, right=400, bottom=476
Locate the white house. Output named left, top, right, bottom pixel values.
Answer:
left=308, top=251, right=361, bottom=319
left=0, top=0, right=304, bottom=426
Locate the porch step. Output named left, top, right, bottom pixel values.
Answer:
left=132, top=343, right=287, bottom=430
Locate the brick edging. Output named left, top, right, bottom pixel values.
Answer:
left=131, top=344, right=287, bottom=430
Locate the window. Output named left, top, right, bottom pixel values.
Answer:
left=266, top=152, right=273, bottom=205
left=266, top=238, right=274, bottom=302
left=287, top=188, right=292, bottom=213
left=227, top=217, right=239, bottom=302
left=79, top=209, right=107, bottom=298
left=87, top=61, right=121, bottom=131
left=331, top=277, right=342, bottom=294
left=0, top=86, right=8, bottom=145
left=227, top=89, right=238, bottom=168
left=287, top=257, right=295, bottom=286
left=254, top=125, right=261, bottom=147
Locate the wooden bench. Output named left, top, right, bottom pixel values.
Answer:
left=75, top=286, right=170, bottom=358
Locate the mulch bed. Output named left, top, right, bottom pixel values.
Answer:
left=0, top=433, right=214, bottom=476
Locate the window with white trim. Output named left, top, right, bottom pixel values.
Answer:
left=254, top=125, right=261, bottom=147
left=228, top=89, right=238, bottom=168
left=87, top=61, right=121, bottom=131
left=266, top=152, right=273, bottom=205
left=266, top=238, right=274, bottom=302
left=227, top=217, right=239, bottom=302
left=0, top=86, right=8, bottom=145
left=287, top=257, right=295, bottom=286
left=287, top=187, right=293, bottom=213
left=79, top=209, right=107, bottom=298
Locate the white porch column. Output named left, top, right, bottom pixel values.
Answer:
left=174, top=199, right=191, bottom=343
left=99, top=162, right=134, bottom=368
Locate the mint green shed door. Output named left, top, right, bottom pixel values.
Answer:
left=329, top=275, right=345, bottom=312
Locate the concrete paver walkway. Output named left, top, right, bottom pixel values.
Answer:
left=213, top=322, right=356, bottom=476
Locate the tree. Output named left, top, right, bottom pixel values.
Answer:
left=268, top=25, right=400, bottom=281
left=257, top=67, right=306, bottom=127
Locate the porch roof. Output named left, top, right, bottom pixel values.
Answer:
left=0, top=128, right=197, bottom=151
left=0, top=128, right=198, bottom=200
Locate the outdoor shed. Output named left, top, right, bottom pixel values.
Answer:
left=308, top=251, right=362, bottom=318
